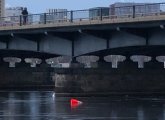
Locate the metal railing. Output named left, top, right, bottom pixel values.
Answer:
left=1, top=2, right=165, bottom=28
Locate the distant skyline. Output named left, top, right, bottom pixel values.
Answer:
left=6, top=0, right=165, bottom=14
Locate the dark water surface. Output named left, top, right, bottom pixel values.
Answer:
left=0, top=91, right=165, bottom=120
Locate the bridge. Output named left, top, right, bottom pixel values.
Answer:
left=0, top=2, right=165, bottom=92
left=0, top=3, right=165, bottom=68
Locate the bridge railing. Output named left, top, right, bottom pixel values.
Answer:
left=28, top=13, right=45, bottom=25
left=1, top=2, right=165, bottom=28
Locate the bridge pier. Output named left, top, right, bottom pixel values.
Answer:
left=3, top=57, right=22, bottom=67
left=104, top=55, right=126, bottom=68
left=76, top=55, right=99, bottom=68
left=156, top=56, right=165, bottom=68
left=130, top=55, right=152, bottom=68
left=25, top=58, right=42, bottom=67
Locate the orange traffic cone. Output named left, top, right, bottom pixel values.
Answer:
left=70, top=98, right=83, bottom=108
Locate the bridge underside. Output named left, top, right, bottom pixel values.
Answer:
left=0, top=45, right=164, bottom=59
left=86, top=45, right=165, bottom=57
left=0, top=45, right=164, bottom=57
left=0, top=45, right=165, bottom=66
left=0, top=49, right=59, bottom=59
left=0, top=19, right=165, bottom=63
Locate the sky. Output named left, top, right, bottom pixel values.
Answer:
left=6, top=0, right=165, bottom=14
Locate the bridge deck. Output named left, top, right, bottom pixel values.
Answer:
left=0, top=14, right=165, bottom=32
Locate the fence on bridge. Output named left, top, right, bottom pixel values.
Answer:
left=1, top=2, right=165, bottom=27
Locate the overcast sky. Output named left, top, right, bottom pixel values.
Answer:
left=6, top=0, right=165, bottom=13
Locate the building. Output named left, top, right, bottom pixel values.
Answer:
left=89, top=7, right=109, bottom=19
left=40, top=9, right=67, bottom=23
left=5, top=7, right=33, bottom=24
left=110, top=2, right=160, bottom=17
left=0, top=0, right=5, bottom=17
left=5, top=7, right=23, bottom=17
left=5, top=7, right=23, bottom=22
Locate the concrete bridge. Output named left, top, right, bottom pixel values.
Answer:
left=1, top=3, right=165, bottom=92
left=1, top=3, right=165, bottom=68
left=1, top=10, right=165, bottom=68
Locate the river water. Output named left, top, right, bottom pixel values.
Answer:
left=0, top=91, right=165, bottom=120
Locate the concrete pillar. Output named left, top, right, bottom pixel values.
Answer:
left=76, top=55, right=99, bottom=68
left=45, top=56, right=71, bottom=68
left=24, top=58, right=42, bottom=67
left=156, top=56, right=165, bottom=68
left=46, top=58, right=60, bottom=67
left=104, top=55, right=126, bottom=68
left=130, top=55, right=151, bottom=68
left=3, top=57, right=21, bottom=67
